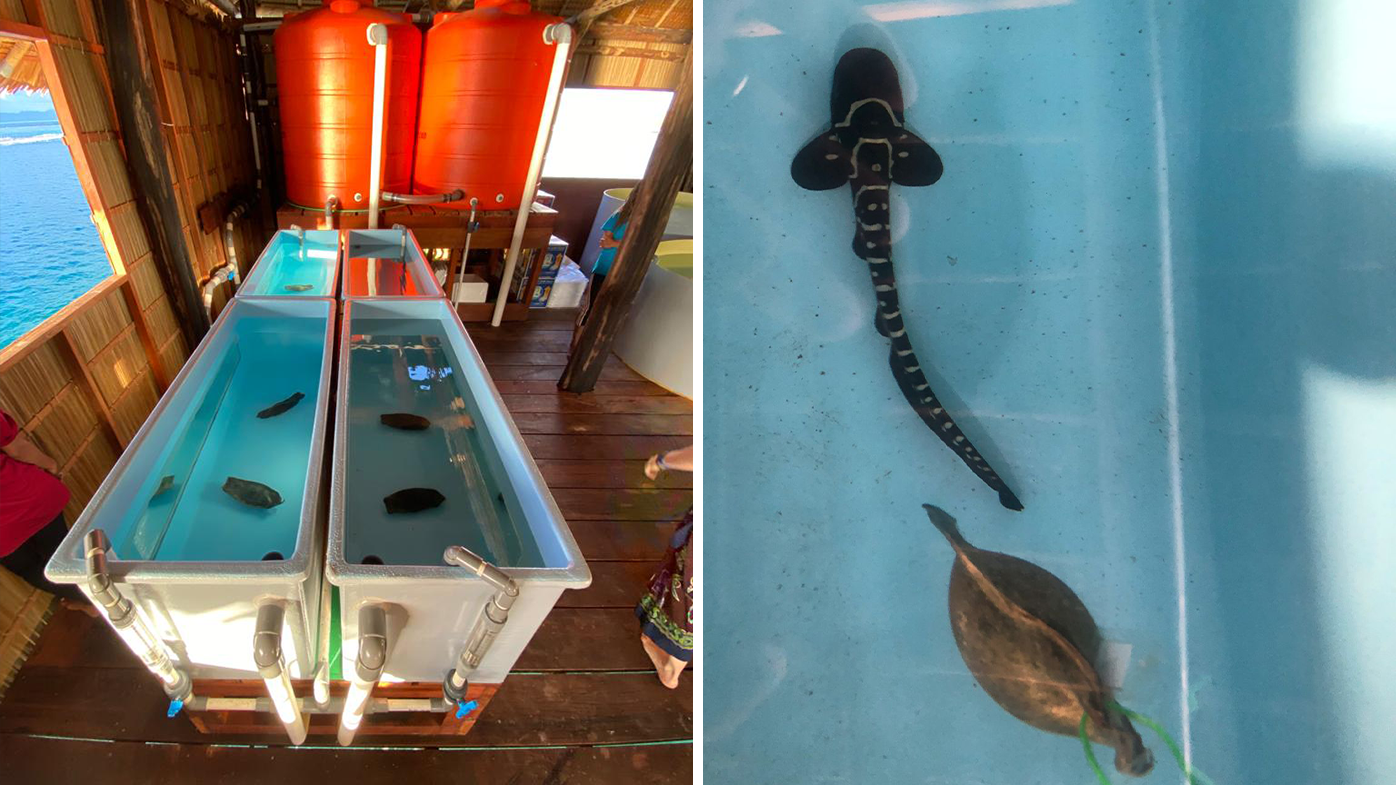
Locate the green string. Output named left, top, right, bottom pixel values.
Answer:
left=1078, top=702, right=1216, bottom=785
left=1078, top=713, right=1112, bottom=785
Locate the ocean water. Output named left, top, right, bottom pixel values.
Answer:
left=239, top=229, right=339, bottom=297
left=108, top=311, right=327, bottom=562
left=704, top=2, right=1396, bottom=784
left=342, top=314, right=542, bottom=568
left=0, top=107, right=113, bottom=349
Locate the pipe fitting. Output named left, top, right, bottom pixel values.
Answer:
left=83, top=530, right=193, bottom=703
left=252, top=604, right=285, bottom=677
left=443, top=547, right=519, bottom=686
left=324, top=194, right=341, bottom=228
left=354, top=604, right=388, bottom=682
left=381, top=189, right=464, bottom=205
left=544, top=22, right=573, bottom=45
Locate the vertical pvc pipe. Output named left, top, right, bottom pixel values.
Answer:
left=337, top=604, right=388, bottom=747
left=366, top=23, right=389, bottom=230
left=491, top=23, right=572, bottom=327
left=253, top=603, right=308, bottom=746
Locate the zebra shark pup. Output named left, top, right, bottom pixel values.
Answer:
left=791, top=48, right=1023, bottom=511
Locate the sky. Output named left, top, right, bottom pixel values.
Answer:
left=0, top=90, right=55, bottom=114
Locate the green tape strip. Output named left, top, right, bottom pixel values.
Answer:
left=1079, top=703, right=1218, bottom=785
left=329, top=585, right=342, bottom=681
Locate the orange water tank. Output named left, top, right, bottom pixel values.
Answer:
left=413, top=0, right=562, bottom=210
left=274, top=0, right=421, bottom=209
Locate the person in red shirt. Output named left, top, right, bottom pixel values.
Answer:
left=1, top=407, right=87, bottom=605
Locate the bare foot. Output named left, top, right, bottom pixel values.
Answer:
left=60, top=598, right=100, bottom=618
left=640, top=634, right=688, bottom=689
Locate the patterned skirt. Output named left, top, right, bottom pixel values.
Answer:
left=636, top=509, right=694, bottom=662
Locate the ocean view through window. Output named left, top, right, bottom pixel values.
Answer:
left=0, top=87, right=114, bottom=350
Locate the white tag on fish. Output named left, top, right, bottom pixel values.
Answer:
left=1098, top=640, right=1133, bottom=690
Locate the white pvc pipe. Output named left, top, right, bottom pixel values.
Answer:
left=337, top=677, right=374, bottom=746
left=366, top=23, right=388, bottom=230
left=491, top=23, right=572, bottom=327
left=264, top=666, right=309, bottom=746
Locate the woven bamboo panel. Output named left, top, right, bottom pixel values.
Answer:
left=29, top=384, right=99, bottom=466
left=577, top=41, right=687, bottom=88
left=0, top=0, right=28, bottom=24
left=129, top=261, right=163, bottom=312
left=61, top=427, right=119, bottom=520
left=144, top=295, right=180, bottom=345
left=110, top=369, right=158, bottom=444
left=0, top=566, right=53, bottom=703
left=108, top=205, right=152, bottom=273
left=158, top=332, right=189, bottom=378
left=162, top=68, right=190, bottom=127
left=87, top=138, right=135, bottom=210
left=52, top=47, right=111, bottom=135
left=150, top=0, right=178, bottom=63
left=37, top=0, right=84, bottom=41
left=66, top=287, right=131, bottom=362
left=88, top=326, right=144, bottom=406
left=0, top=342, right=72, bottom=425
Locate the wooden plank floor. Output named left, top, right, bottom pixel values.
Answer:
left=0, top=311, right=693, bottom=784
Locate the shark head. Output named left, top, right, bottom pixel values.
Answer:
left=792, top=48, right=945, bottom=192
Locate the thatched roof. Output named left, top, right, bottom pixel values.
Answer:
left=0, top=39, right=46, bottom=94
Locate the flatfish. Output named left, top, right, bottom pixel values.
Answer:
left=384, top=487, right=446, bottom=514
left=257, top=392, right=304, bottom=419
left=284, top=284, right=314, bottom=292
left=380, top=413, right=431, bottom=431
left=223, top=476, right=283, bottom=509
left=150, top=474, right=175, bottom=500
left=923, top=504, right=1154, bottom=776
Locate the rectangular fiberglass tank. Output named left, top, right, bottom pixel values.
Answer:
left=329, top=299, right=590, bottom=683
left=45, top=298, right=335, bottom=679
left=340, top=228, right=443, bottom=300
left=237, top=228, right=340, bottom=298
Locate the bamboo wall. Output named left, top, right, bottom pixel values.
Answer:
left=0, top=0, right=249, bottom=689
left=142, top=0, right=262, bottom=307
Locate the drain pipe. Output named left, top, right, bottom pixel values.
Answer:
left=201, top=265, right=239, bottom=318
left=253, top=603, right=308, bottom=746
left=366, top=23, right=388, bottom=229
left=491, top=22, right=572, bottom=327
left=451, top=198, right=481, bottom=306
left=84, top=530, right=193, bottom=707
left=338, top=603, right=388, bottom=746
left=441, top=546, right=518, bottom=711
left=222, top=201, right=249, bottom=276
left=324, top=194, right=341, bottom=229
left=382, top=188, right=464, bottom=205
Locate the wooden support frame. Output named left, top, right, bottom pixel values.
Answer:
left=559, top=49, right=692, bottom=393
left=0, top=19, right=170, bottom=395
left=184, top=680, right=501, bottom=738
left=100, top=0, right=211, bottom=342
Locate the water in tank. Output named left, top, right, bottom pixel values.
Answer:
left=702, top=1, right=1396, bottom=783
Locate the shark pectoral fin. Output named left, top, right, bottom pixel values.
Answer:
left=889, top=128, right=944, bottom=187
left=791, top=130, right=852, bottom=191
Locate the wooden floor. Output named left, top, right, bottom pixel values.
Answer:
left=0, top=311, right=693, bottom=784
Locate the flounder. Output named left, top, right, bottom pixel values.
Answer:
left=223, top=476, right=283, bottom=509
left=923, top=504, right=1153, bottom=776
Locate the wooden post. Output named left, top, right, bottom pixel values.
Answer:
left=101, top=0, right=210, bottom=344
left=558, top=49, right=691, bottom=393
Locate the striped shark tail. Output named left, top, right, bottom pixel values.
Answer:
left=868, top=261, right=1025, bottom=511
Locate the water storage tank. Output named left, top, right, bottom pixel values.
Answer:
left=414, top=0, right=562, bottom=210
left=274, top=0, right=421, bottom=209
